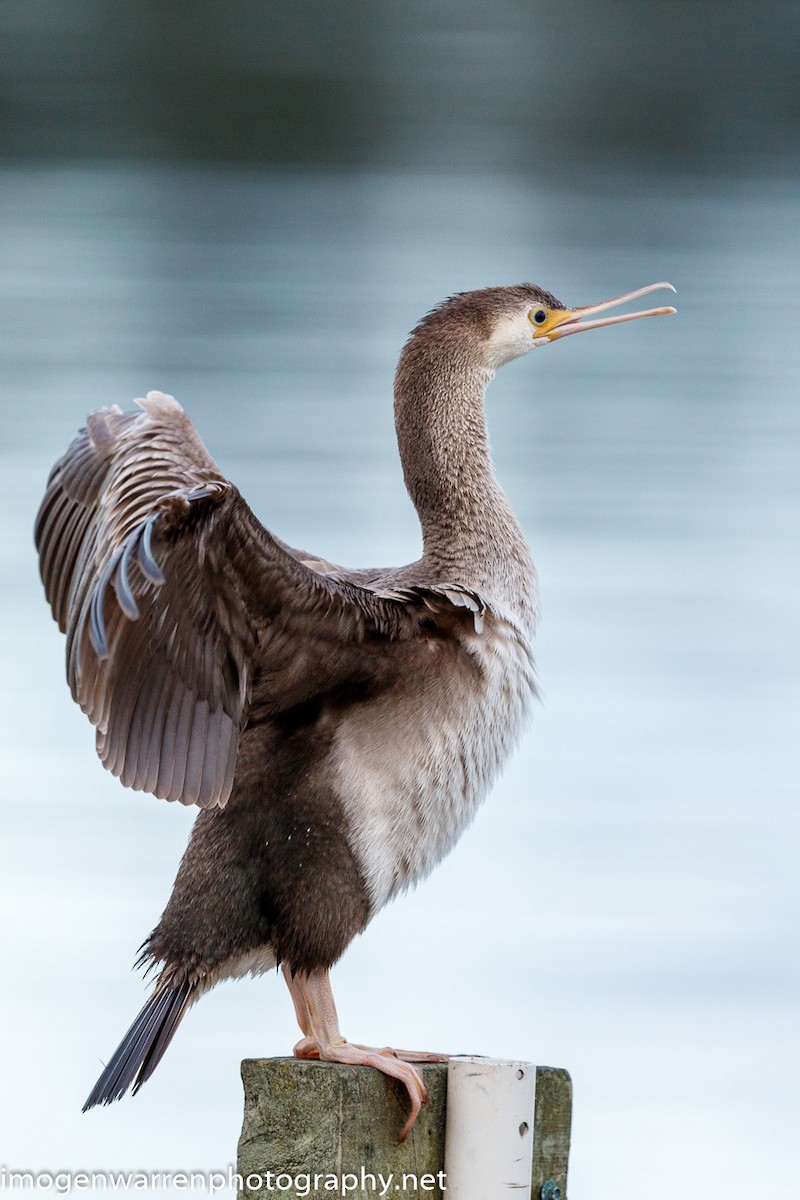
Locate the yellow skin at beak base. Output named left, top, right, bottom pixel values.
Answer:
left=530, top=307, right=582, bottom=340
left=528, top=281, right=677, bottom=342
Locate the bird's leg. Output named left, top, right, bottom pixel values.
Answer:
left=285, top=966, right=430, bottom=1142
left=281, top=963, right=320, bottom=1059
left=283, top=964, right=449, bottom=1063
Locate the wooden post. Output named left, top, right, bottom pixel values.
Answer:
left=237, top=1058, right=571, bottom=1200
left=530, top=1066, right=572, bottom=1200
left=237, top=1059, right=447, bottom=1200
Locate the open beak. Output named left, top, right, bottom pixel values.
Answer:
left=536, top=282, right=677, bottom=342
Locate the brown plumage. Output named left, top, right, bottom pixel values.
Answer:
left=35, top=282, right=675, bottom=1138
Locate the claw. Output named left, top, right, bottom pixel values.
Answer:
left=282, top=965, right=437, bottom=1141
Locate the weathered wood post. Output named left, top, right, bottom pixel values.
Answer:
left=237, top=1058, right=571, bottom=1199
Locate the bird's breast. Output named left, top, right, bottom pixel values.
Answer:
left=331, top=614, right=537, bottom=914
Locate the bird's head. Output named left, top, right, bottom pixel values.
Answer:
left=488, top=281, right=678, bottom=368
left=410, top=282, right=677, bottom=372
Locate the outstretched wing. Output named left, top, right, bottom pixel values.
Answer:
left=35, top=392, right=485, bottom=809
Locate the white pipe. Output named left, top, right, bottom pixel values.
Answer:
left=444, top=1056, right=536, bottom=1197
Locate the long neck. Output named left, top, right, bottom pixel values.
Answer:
left=394, top=339, right=537, bottom=626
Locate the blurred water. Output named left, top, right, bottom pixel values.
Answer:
left=1, top=164, right=798, bottom=1198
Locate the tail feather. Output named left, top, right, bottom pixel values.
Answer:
left=83, top=978, right=195, bottom=1110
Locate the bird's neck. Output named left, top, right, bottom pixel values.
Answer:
left=394, top=341, right=537, bottom=625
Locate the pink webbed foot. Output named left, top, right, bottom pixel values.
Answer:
left=292, top=1035, right=321, bottom=1059
left=310, top=1036, right=429, bottom=1142
left=351, top=1044, right=450, bottom=1064
left=282, top=965, right=435, bottom=1142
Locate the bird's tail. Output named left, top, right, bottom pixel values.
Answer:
left=83, top=977, right=196, bottom=1110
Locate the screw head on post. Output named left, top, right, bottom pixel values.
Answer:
left=540, top=1183, right=562, bottom=1200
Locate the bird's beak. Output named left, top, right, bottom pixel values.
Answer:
left=534, top=282, right=677, bottom=342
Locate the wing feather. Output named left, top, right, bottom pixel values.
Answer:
left=36, top=391, right=488, bottom=809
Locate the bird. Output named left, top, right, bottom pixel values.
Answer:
left=35, top=280, right=675, bottom=1141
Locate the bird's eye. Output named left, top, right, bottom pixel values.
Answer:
left=532, top=309, right=548, bottom=326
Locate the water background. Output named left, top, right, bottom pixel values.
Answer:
left=1, top=160, right=797, bottom=1199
